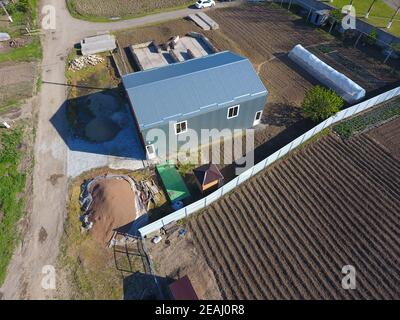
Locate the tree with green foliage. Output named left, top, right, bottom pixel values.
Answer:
left=302, top=86, right=344, bottom=122
left=328, top=8, right=344, bottom=33
left=364, top=28, right=378, bottom=46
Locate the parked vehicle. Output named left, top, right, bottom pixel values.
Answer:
left=195, top=0, right=216, bottom=9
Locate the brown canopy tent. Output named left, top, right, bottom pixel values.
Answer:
left=193, top=163, right=224, bottom=193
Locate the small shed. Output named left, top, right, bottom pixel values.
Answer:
left=193, top=163, right=224, bottom=193
left=169, top=276, right=199, bottom=300
left=310, top=9, right=330, bottom=26
left=80, top=34, right=116, bottom=56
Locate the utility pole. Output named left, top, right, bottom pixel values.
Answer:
left=387, top=6, right=400, bottom=29
left=365, top=0, right=377, bottom=19
left=0, top=1, right=13, bottom=23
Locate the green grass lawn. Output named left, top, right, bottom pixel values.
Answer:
left=0, top=127, right=26, bottom=285
left=330, top=0, right=400, bottom=36
left=0, top=37, right=42, bottom=63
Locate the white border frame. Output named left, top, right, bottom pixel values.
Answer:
left=174, top=120, right=188, bottom=135
left=227, top=105, right=240, bottom=119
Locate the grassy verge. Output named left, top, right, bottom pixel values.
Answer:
left=0, top=127, right=26, bottom=285
left=0, top=1, right=42, bottom=113
left=334, top=98, right=400, bottom=138
left=330, top=0, right=400, bottom=37
left=0, top=99, right=23, bottom=115
left=66, top=0, right=194, bottom=23
left=0, top=37, right=42, bottom=63
left=58, top=179, right=124, bottom=299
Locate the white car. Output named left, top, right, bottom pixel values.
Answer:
left=195, top=0, right=216, bottom=9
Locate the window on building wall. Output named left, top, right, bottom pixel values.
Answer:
left=227, top=105, right=240, bottom=119
left=175, top=120, right=187, bottom=135
left=253, top=110, right=263, bottom=126
left=146, top=144, right=156, bottom=159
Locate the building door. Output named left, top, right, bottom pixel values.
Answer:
left=253, top=111, right=263, bottom=126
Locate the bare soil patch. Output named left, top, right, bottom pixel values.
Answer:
left=0, top=61, right=37, bottom=113
left=147, top=230, right=222, bottom=299
left=368, top=116, right=400, bottom=160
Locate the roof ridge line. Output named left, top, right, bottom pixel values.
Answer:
left=124, top=52, right=248, bottom=90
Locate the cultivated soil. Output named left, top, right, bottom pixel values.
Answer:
left=148, top=124, right=400, bottom=299
left=0, top=61, right=38, bottom=113
left=368, top=116, right=400, bottom=160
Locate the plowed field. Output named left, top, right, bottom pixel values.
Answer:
left=368, top=117, right=400, bottom=160
left=186, top=132, right=400, bottom=299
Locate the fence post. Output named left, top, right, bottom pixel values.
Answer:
left=306, top=8, right=312, bottom=22
left=354, top=32, right=362, bottom=48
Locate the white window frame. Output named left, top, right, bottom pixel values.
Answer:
left=227, top=105, right=240, bottom=119
left=253, top=110, right=263, bottom=126
left=174, top=120, right=188, bottom=135
left=146, top=144, right=156, bottom=159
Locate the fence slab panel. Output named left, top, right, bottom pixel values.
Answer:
left=222, top=179, right=238, bottom=195
left=252, top=159, right=267, bottom=175
left=205, top=188, right=223, bottom=206
left=161, top=209, right=186, bottom=225
left=237, top=167, right=254, bottom=184
left=186, top=199, right=206, bottom=215
left=139, top=221, right=164, bottom=237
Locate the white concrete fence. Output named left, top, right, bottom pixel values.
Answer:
left=138, top=86, right=400, bottom=237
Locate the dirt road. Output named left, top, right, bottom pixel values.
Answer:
left=0, top=0, right=242, bottom=300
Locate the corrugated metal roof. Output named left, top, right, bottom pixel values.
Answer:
left=122, top=51, right=268, bottom=130
left=80, top=34, right=116, bottom=56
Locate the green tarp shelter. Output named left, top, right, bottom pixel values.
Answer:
left=156, top=163, right=190, bottom=202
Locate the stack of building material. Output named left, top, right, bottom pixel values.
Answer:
left=196, top=12, right=219, bottom=30
left=288, top=44, right=366, bottom=103
left=188, top=14, right=211, bottom=30
left=69, top=55, right=104, bottom=71
left=80, top=34, right=116, bottom=56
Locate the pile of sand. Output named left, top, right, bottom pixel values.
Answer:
left=88, top=178, right=137, bottom=244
